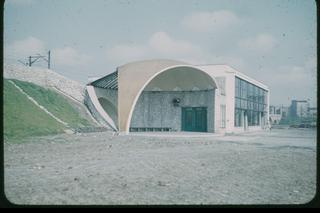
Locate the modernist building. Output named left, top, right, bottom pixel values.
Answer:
left=85, top=59, right=269, bottom=134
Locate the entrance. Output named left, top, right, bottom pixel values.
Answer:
left=182, top=107, right=207, bottom=132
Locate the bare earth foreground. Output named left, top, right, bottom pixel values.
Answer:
left=4, top=128, right=316, bottom=205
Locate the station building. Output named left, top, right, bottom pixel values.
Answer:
left=85, top=59, right=269, bottom=134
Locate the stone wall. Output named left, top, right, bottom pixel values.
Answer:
left=4, top=63, right=85, bottom=103
left=130, top=90, right=215, bottom=132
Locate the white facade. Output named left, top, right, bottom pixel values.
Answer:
left=197, top=64, right=269, bottom=133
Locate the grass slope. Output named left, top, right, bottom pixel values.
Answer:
left=4, top=80, right=65, bottom=141
left=4, top=79, right=92, bottom=141
left=11, top=79, right=91, bottom=128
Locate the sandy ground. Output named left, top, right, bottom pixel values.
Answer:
left=4, top=128, right=316, bottom=205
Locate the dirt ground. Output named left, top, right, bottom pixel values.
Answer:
left=4, top=128, right=316, bottom=205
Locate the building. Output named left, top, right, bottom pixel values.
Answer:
left=308, top=107, right=317, bottom=119
left=269, top=105, right=290, bottom=124
left=269, top=105, right=282, bottom=124
left=290, top=100, right=310, bottom=118
left=85, top=59, right=269, bottom=134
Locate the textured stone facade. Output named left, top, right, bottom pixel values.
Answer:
left=130, top=90, right=215, bottom=132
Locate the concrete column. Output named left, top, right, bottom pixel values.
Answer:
left=244, top=112, right=248, bottom=130
left=241, top=110, right=244, bottom=128
left=259, top=112, right=262, bottom=128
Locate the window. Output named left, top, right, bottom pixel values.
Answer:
left=221, top=105, right=226, bottom=128
left=241, top=80, right=247, bottom=99
left=216, top=77, right=226, bottom=96
left=235, top=77, right=268, bottom=127
left=247, top=110, right=252, bottom=126
left=241, top=99, right=247, bottom=109
left=235, top=78, right=240, bottom=98
left=235, top=108, right=242, bottom=127
left=248, top=83, right=253, bottom=101
left=236, top=98, right=241, bottom=108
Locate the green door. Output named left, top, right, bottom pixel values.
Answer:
left=182, top=107, right=207, bottom=132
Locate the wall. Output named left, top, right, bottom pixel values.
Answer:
left=84, top=86, right=117, bottom=130
left=130, top=90, right=215, bottom=132
left=4, top=63, right=85, bottom=103
left=84, top=89, right=112, bottom=129
left=94, top=87, right=118, bottom=107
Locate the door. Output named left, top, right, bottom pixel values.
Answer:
left=182, top=107, right=207, bottom=132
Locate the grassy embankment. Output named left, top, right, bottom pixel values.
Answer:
left=4, top=79, right=91, bottom=141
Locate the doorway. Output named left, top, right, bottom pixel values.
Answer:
left=182, top=107, right=207, bottom=132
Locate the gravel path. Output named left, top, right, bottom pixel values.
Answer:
left=4, top=129, right=316, bottom=205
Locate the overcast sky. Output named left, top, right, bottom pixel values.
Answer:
left=4, top=0, right=316, bottom=106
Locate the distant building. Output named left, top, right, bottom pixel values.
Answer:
left=269, top=105, right=282, bottom=124
left=280, top=106, right=290, bottom=118
left=308, top=107, right=317, bottom=121
left=290, top=100, right=309, bottom=118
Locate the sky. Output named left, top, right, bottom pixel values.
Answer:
left=4, top=0, right=317, bottom=106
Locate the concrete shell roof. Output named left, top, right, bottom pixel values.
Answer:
left=117, top=59, right=218, bottom=132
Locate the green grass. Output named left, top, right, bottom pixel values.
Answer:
left=4, top=80, right=65, bottom=141
left=11, top=79, right=91, bottom=128
left=4, top=79, right=92, bottom=141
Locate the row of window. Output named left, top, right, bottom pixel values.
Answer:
left=235, top=98, right=267, bottom=111
left=235, top=77, right=267, bottom=104
left=235, top=77, right=267, bottom=127
left=235, top=108, right=262, bottom=127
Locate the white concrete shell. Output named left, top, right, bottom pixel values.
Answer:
left=117, top=59, right=220, bottom=134
left=86, top=59, right=269, bottom=134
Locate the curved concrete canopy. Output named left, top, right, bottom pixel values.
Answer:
left=117, top=59, right=219, bottom=133
left=144, top=66, right=216, bottom=91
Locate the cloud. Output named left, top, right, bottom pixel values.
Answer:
left=238, top=34, right=277, bottom=52
left=105, top=44, right=148, bottom=65
left=5, top=37, right=91, bottom=67
left=106, top=31, right=207, bottom=65
left=256, top=57, right=316, bottom=106
left=181, top=10, right=241, bottom=33
left=52, top=47, right=92, bottom=67
left=148, top=31, right=203, bottom=57
left=5, top=36, right=46, bottom=58
left=105, top=31, right=246, bottom=71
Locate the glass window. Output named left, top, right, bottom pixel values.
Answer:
left=241, top=99, right=247, bottom=109
left=253, top=111, right=258, bottom=125
left=236, top=87, right=240, bottom=98
left=236, top=98, right=241, bottom=108
left=235, top=108, right=242, bottom=127
left=241, top=80, right=247, bottom=98
left=255, top=86, right=259, bottom=102
left=234, top=77, right=267, bottom=127
left=248, top=110, right=252, bottom=126
left=259, top=89, right=263, bottom=103
left=248, top=84, right=253, bottom=101
left=248, top=101, right=253, bottom=110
